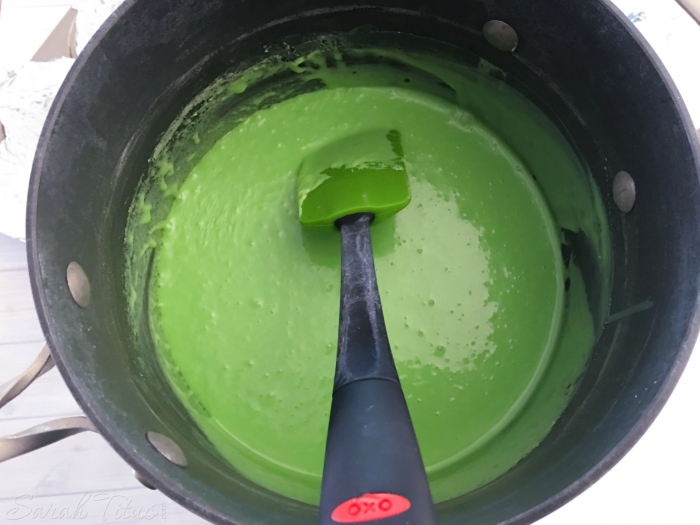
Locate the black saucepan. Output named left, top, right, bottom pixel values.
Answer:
left=16, top=0, right=700, bottom=523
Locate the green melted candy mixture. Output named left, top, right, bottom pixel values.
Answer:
left=126, top=43, right=610, bottom=504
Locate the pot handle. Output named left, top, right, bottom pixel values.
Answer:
left=0, top=344, right=55, bottom=408
left=0, top=416, right=96, bottom=462
left=675, top=0, right=700, bottom=25
left=0, top=344, right=97, bottom=462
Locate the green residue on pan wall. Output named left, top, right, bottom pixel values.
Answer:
left=124, top=36, right=611, bottom=506
left=136, top=194, right=152, bottom=226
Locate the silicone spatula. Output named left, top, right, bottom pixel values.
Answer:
left=297, top=129, right=436, bottom=525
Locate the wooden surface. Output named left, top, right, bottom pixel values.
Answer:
left=0, top=233, right=207, bottom=524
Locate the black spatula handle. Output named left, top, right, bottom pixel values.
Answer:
left=319, top=213, right=436, bottom=525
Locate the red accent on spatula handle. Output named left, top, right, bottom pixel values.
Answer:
left=331, top=493, right=411, bottom=523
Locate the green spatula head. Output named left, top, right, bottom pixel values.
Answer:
left=296, top=129, right=411, bottom=231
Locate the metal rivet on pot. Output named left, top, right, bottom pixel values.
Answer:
left=483, top=20, right=519, bottom=52
left=133, top=469, right=156, bottom=490
left=147, top=431, right=188, bottom=467
left=613, top=171, right=636, bottom=213
left=66, top=261, right=90, bottom=308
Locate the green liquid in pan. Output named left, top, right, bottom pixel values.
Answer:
left=127, top=45, right=610, bottom=504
